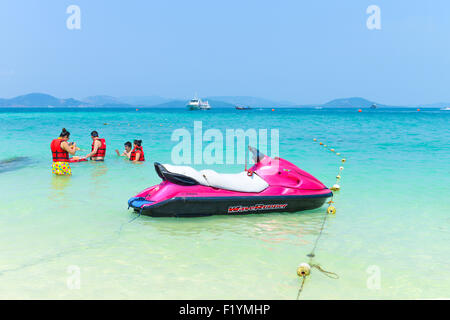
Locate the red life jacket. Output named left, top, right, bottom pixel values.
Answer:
left=91, top=138, right=106, bottom=158
left=130, top=146, right=145, bottom=161
left=50, top=138, right=69, bottom=162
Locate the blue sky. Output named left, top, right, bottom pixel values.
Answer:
left=0, top=0, right=449, bottom=105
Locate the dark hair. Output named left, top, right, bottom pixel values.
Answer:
left=60, top=128, right=70, bottom=138
left=91, top=130, right=98, bottom=137
left=133, top=139, right=142, bottom=146
left=124, top=141, right=132, bottom=148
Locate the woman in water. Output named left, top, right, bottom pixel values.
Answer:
left=130, top=140, right=145, bottom=162
left=50, top=128, right=78, bottom=175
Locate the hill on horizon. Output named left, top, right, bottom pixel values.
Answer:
left=0, top=92, right=445, bottom=108
left=0, top=93, right=85, bottom=107
left=322, top=97, right=381, bottom=108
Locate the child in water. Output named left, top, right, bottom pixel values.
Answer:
left=115, top=141, right=132, bottom=159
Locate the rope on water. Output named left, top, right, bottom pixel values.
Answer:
left=296, top=138, right=345, bottom=299
left=117, top=209, right=142, bottom=234
left=296, top=211, right=339, bottom=299
left=296, top=276, right=307, bottom=300
left=307, top=209, right=330, bottom=259
left=311, top=264, right=339, bottom=279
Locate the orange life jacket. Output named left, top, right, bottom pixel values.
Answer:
left=130, top=146, right=145, bottom=161
left=91, top=138, right=106, bottom=158
left=50, top=138, right=69, bottom=162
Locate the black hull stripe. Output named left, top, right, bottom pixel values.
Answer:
left=129, top=192, right=333, bottom=217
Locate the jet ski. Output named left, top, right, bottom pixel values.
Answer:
left=128, top=147, right=332, bottom=217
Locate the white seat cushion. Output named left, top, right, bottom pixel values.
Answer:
left=162, top=164, right=268, bottom=193
left=200, top=169, right=269, bottom=193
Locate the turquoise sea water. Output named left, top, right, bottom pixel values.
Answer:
left=0, top=107, right=449, bottom=299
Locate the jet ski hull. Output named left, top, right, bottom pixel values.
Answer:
left=128, top=193, right=332, bottom=217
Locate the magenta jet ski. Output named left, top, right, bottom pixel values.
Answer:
left=128, top=147, right=332, bottom=217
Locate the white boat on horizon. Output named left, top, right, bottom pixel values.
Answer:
left=187, top=96, right=211, bottom=110
left=441, top=107, right=450, bottom=111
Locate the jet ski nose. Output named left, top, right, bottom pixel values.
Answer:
left=128, top=197, right=154, bottom=210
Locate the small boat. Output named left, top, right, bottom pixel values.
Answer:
left=187, top=96, right=211, bottom=110
left=441, top=107, right=450, bottom=111
left=128, top=147, right=332, bottom=217
left=235, top=106, right=252, bottom=110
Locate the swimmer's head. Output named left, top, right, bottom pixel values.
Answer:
left=91, top=130, right=99, bottom=139
left=134, top=139, right=142, bottom=147
left=124, top=141, right=132, bottom=152
left=60, top=128, right=70, bottom=139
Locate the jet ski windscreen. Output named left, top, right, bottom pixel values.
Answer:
left=248, top=146, right=265, bottom=163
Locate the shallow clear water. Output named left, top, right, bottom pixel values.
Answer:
left=0, top=107, right=449, bottom=299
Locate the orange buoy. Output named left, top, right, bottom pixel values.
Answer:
left=271, top=108, right=275, bottom=111
left=417, top=108, right=420, bottom=111
left=358, top=109, right=362, bottom=112
left=319, top=142, right=323, bottom=145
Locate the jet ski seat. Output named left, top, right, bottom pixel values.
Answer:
left=155, top=163, right=269, bottom=192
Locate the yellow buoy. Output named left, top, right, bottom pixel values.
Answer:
left=297, top=263, right=311, bottom=277
left=336, top=175, right=341, bottom=179
left=341, top=158, right=346, bottom=163
left=336, top=153, right=340, bottom=155
left=330, top=184, right=340, bottom=191
left=327, top=205, right=336, bottom=214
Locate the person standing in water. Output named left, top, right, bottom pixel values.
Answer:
left=115, top=141, right=132, bottom=159
left=84, top=130, right=106, bottom=161
left=50, top=128, right=78, bottom=175
left=130, top=139, right=145, bottom=162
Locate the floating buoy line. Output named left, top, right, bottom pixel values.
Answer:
left=296, top=138, right=346, bottom=299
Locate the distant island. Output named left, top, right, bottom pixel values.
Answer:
left=0, top=92, right=444, bottom=109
